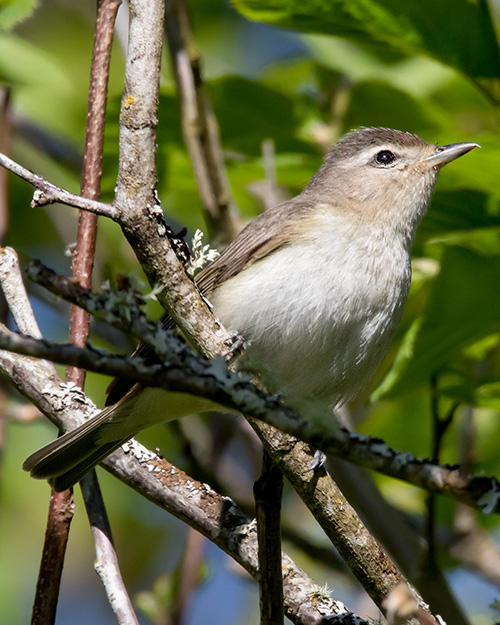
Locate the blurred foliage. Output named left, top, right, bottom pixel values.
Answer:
left=1, top=0, right=500, bottom=624
left=233, top=0, right=500, bottom=78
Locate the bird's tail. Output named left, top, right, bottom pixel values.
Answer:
left=23, top=389, right=143, bottom=492
left=24, top=386, right=221, bottom=491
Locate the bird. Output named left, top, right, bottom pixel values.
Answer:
left=23, top=127, right=479, bottom=491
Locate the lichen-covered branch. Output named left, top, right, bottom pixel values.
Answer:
left=113, top=0, right=232, bottom=360
left=0, top=344, right=356, bottom=625
left=2, top=315, right=499, bottom=519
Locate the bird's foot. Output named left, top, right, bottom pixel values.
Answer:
left=225, top=331, right=250, bottom=360
left=304, top=449, right=327, bottom=474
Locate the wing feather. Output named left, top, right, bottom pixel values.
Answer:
left=106, top=196, right=315, bottom=405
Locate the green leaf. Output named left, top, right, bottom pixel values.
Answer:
left=375, top=247, right=500, bottom=398
left=304, top=35, right=456, bottom=99
left=343, top=81, right=441, bottom=135
left=232, top=0, right=500, bottom=79
left=0, top=0, right=38, bottom=31
left=209, top=76, right=315, bottom=155
left=0, top=31, right=68, bottom=89
left=416, top=190, right=500, bottom=242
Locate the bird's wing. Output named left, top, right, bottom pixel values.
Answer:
left=195, top=198, right=301, bottom=294
left=106, top=197, right=313, bottom=405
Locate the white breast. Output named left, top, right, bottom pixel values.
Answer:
left=210, top=211, right=412, bottom=410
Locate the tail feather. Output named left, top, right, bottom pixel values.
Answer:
left=23, top=385, right=219, bottom=490
left=23, top=387, right=143, bottom=489
left=50, top=439, right=127, bottom=492
left=24, top=418, right=107, bottom=479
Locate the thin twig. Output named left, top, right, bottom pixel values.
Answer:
left=254, top=450, right=284, bottom=625
left=81, top=470, right=138, bottom=625
left=248, top=139, right=290, bottom=210
left=65, top=3, right=138, bottom=625
left=426, top=374, right=460, bottom=572
left=30, top=490, right=76, bottom=625
left=0, top=151, right=119, bottom=218
left=171, top=529, right=206, bottom=625
left=165, top=0, right=240, bottom=245
left=68, top=0, right=122, bottom=386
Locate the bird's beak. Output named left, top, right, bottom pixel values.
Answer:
left=424, top=141, right=480, bottom=168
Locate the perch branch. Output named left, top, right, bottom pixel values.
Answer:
left=3, top=323, right=499, bottom=518
left=0, top=345, right=356, bottom=625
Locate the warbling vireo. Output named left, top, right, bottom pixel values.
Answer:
left=24, top=127, right=479, bottom=491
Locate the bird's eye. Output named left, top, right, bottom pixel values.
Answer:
left=375, top=150, right=396, bottom=165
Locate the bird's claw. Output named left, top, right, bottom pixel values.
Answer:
left=304, top=449, right=327, bottom=474
left=225, top=331, right=250, bottom=360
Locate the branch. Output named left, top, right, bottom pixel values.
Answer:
left=165, top=0, right=241, bottom=244
left=0, top=255, right=434, bottom=619
left=111, top=0, right=232, bottom=359
left=4, top=304, right=500, bottom=517
left=250, top=421, right=436, bottom=617
left=65, top=1, right=138, bottom=624
left=0, top=254, right=428, bottom=618
left=254, top=450, right=284, bottom=625
left=30, top=490, right=75, bottom=625
left=0, top=151, right=119, bottom=218
left=81, top=470, right=138, bottom=625
left=0, top=248, right=44, bottom=338
left=0, top=346, right=357, bottom=625
left=170, top=420, right=351, bottom=576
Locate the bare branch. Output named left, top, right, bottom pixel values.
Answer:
left=0, top=151, right=119, bottom=218
left=30, top=490, right=75, bottom=625
left=165, top=0, right=241, bottom=244
left=67, top=0, right=123, bottom=385
left=254, top=450, right=284, bottom=625
left=81, top=471, right=139, bottom=625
